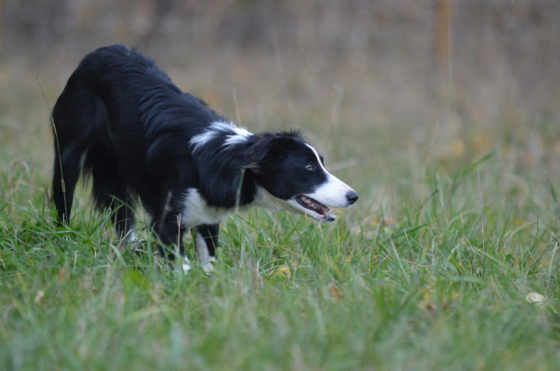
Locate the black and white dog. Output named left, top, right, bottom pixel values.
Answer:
left=51, top=45, right=358, bottom=272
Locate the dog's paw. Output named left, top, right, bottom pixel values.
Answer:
left=127, top=231, right=139, bottom=243
left=123, top=232, right=146, bottom=252
left=202, top=257, right=216, bottom=274
left=180, top=257, right=192, bottom=274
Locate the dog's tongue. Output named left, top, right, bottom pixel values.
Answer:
left=298, top=195, right=330, bottom=216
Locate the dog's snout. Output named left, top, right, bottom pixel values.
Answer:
left=346, top=190, right=359, bottom=205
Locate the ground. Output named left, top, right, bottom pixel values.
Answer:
left=0, top=54, right=559, bottom=370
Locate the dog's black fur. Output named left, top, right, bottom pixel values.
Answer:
left=51, top=45, right=357, bottom=266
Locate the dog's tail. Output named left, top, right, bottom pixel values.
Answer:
left=51, top=80, right=108, bottom=225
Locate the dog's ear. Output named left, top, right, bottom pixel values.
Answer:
left=246, top=135, right=297, bottom=172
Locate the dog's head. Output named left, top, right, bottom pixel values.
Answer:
left=247, top=132, right=358, bottom=222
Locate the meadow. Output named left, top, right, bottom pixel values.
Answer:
left=1, top=47, right=560, bottom=370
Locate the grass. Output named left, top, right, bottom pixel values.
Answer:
left=1, top=67, right=559, bottom=370
left=1, top=135, right=559, bottom=370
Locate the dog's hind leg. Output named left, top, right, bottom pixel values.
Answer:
left=195, top=224, right=219, bottom=273
left=92, top=180, right=136, bottom=240
left=52, top=143, right=86, bottom=225
left=90, top=151, right=136, bottom=240
left=112, top=192, right=136, bottom=241
left=51, top=86, right=105, bottom=226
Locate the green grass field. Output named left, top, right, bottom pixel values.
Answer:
left=1, top=77, right=559, bottom=370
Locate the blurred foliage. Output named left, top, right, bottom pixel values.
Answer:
left=0, top=0, right=559, bottom=176
left=2, top=1, right=560, bottom=127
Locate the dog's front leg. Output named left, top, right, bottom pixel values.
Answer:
left=156, top=219, right=191, bottom=272
left=195, top=224, right=219, bottom=273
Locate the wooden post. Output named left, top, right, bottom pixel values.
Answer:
left=435, top=0, right=451, bottom=70
left=0, top=0, right=3, bottom=53
left=434, top=0, right=453, bottom=105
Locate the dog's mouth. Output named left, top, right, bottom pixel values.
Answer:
left=295, top=195, right=336, bottom=222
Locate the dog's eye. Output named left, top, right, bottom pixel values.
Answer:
left=305, top=163, right=315, bottom=171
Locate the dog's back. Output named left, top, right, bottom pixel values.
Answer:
left=51, top=45, right=221, bottom=233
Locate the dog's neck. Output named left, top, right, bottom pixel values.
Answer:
left=193, top=139, right=261, bottom=209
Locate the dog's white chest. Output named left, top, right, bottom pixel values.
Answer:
left=181, top=189, right=232, bottom=227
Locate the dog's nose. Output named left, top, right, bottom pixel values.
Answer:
left=346, top=190, right=359, bottom=205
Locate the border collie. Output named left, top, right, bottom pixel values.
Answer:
left=51, top=45, right=358, bottom=272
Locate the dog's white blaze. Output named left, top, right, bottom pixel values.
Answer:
left=304, top=144, right=352, bottom=208
left=305, top=143, right=328, bottom=172
left=224, top=135, right=249, bottom=148
left=190, top=130, right=218, bottom=152
left=224, top=127, right=253, bottom=149
left=210, top=121, right=237, bottom=132
left=232, top=126, right=251, bottom=137
left=190, top=121, right=252, bottom=152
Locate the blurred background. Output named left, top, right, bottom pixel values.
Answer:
left=1, top=0, right=559, bottom=220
